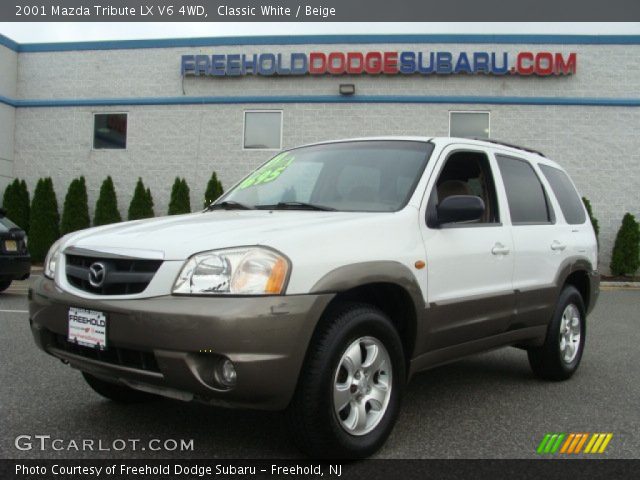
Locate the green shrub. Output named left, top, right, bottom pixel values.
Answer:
left=2, top=178, right=30, bottom=231
left=203, top=172, right=224, bottom=208
left=168, top=177, right=191, bottom=215
left=582, top=197, right=599, bottom=245
left=145, top=188, right=154, bottom=216
left=60, top=176, right=90, bottom=235
left=29, top=178, right=60, bottom=262
left=610, top=213, right=640, bottom=276
left=128, top=178, right=154, bottom=220
left=94, top=176, right=122, bottom=226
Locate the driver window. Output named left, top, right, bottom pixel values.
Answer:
left=434, top=151, right=500, bottom=224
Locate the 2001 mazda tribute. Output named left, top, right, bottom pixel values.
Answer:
left=29, top=137, right=599, bottom=458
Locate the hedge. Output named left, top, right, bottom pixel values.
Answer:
left=168, top=177, right=191, bottom=215
left=610, top=213, right=640, bottom=276
left=94, top=176, right=122, bottom=226
left=128, top=178, right=155, bottom=220
left=29, top=178, right=60, bottom=262
left=203, top=172, right=224, bottom=208
left=2, top=179, right=30, bottom=231
left=61, top=176, right=90, bottom=234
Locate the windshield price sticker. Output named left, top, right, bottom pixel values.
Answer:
left=239, top=152, right=294, bottom=190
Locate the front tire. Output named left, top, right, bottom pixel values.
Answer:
left=0, top=280, right=12, bottom=292
left=82, top=372, right=159, bottom=403
left=287, top=303, right=405, bottom=459
left=528, top=286, right=586, bottom=381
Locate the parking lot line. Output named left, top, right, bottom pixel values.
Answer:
left=0, top=309, right=28, bottom=313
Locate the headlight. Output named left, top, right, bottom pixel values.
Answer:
left=44, top=239, right=63, bottom=279
left=173, top=247, right=290, bottom=295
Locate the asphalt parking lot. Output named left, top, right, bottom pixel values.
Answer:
left=1, top=279, right=638, bottom=459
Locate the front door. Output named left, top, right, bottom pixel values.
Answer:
left=418, top=145, right=515, bottom=353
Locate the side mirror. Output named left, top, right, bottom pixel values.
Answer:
left=435, top=195, right=485, bottom=225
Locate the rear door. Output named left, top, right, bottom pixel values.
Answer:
left=493, top=153, right=563, bottom=330
left=418, top=144, right=515, bottom=352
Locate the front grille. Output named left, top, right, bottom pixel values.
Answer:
left=65, top=255, right=162, bottom=295
left=53, top=334, right=160, bottom=373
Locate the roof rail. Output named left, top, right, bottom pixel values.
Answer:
left=473, top=138, right=546, bottom=157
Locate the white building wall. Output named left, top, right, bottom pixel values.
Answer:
left=0, top=41, right=17, bottom=193
left=8, top=39, right=640, bottom=272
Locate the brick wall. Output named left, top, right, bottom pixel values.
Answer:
left=8, top=41, right=640, bottom=272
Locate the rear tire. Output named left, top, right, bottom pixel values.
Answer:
left=82, top=372, right=159, bottom=403
left=0, top=280, right=12, bottom=292
left=287, top=303, right=405, bottom=459
left=528, top=286, right=586, bottom=381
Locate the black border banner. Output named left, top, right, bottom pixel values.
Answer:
left=2, top=459, right=639, bottom=480
left=3, top=0, right=640, bottom=22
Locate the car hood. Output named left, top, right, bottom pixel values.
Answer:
left=63, top=210, right=398, bottom=260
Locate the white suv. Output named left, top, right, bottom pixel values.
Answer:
left=30, top=137, right=599, bottom=458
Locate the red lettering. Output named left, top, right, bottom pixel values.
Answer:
left=346, top=52, right=364, bottom=74
left=383, top=52, right=398, bottom=74
left=364, top=52, right=382, bottom=74
left=516, top=52, right=534, bottom=75
left=309, top=52, right=327, bottom=74
left=327, top=52, right=346, bottom=74
left=535, top=52, right=554, bottom=76
left=555, top=52, right=577, bottom=75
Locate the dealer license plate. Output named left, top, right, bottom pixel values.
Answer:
left=68, top=307, right=108, bottom=350
left=4, top=240, right=17, bottom=252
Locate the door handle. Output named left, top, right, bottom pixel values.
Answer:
left=491, top=242, right=510, bottom=255
left=551, top=240, right=567, bottom=251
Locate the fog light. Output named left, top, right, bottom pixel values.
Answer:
left=219, top=359, right=237, bottom=386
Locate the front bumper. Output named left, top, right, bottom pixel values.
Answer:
left=0, top=255, right=30, bottom=281
left=29, top=276, right=333, bottom=410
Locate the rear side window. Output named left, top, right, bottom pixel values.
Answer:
left=539, top=164, right=586, bottom=225
left=497, top=155, right=552, bottom=225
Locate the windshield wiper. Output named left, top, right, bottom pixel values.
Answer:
left=256, top=201, right=337, bottom=211
left=206, top=201, right=252, bottom=211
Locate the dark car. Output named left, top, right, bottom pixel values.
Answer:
left=0, top=208, right=30, bottom=292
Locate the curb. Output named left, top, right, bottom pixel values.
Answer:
left=600, top=281, right=640, bottom=290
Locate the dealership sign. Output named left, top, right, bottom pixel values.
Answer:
left=181, top=51, right=577, bottom=77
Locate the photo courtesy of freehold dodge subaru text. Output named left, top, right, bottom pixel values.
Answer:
left=29, top=137, right=599, bottom=458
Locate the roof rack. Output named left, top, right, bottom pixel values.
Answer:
left=473, top=138, right=546, bottom=157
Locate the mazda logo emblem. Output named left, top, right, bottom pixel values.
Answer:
left=88, top=262, right=107, bottom=288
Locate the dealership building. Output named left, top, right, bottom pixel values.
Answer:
left=0, top=33, right=639, bottom=272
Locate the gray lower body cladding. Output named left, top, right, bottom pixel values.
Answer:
left=28, top=276, right=333, bottom=410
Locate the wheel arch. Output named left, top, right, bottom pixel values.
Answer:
left=308, top=261, right=425, bottom=371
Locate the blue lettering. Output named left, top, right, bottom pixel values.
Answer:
left=417, top=52, right=434, bottom=74
left=258, top=53, right=276, bottom=75
left=290, top=53, right=308, bottom=75
left=454, top=52, right=472, bottom=74
left=226, top=54, right=241, bottom=76
left=491, top=52, right=509, bottom=75
left=242, top=54, right=258, bottom=74
left=473, top=52, right=490, bottom=74
left=399, top=52, right=416, bottom=74
left=276, top=53, right=291, bottom=75
left=211, top=55, right=226, bottom=76
left=194, top=55, right=210, bottom=76
left=181, top=55, right=195, bottom=75
left=436, top=52, right=453, bottom=74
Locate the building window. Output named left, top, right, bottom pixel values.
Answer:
left=449, top=111, right=490, bottom=139
left=93, top=113, right=127, bottom=150
left=243, top=111, right=282, bottom=150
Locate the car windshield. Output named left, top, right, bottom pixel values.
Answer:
left=218, top=140, right=433, bottom=212
left=0, top=216, right=20, bottom=233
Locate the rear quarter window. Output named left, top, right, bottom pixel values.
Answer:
left=497, top=155, right=553, bottom=225
left=539, top=164, right=586, bottom=225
